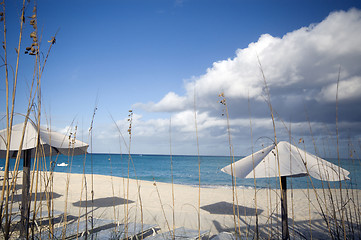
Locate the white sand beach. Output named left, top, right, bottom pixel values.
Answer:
left=8, top=171, right=355, bottom=239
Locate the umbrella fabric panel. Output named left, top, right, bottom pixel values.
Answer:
left=296, top=146, right=350, bottom=181
left=0, top=145, right=88, bottom=158
left=221, top=142, right=308, bottom=179
left=0, top=122, right=88, bottom=157
left=276, top=141, right=309, bottom=178
left=0, top=122, right=40, bottom=151
left=221, top=141, right=350, bottom=181
left=253, top=142, right=309, bottom=178
left=221, top=144, right=275, bottom=179
left=38, top=125, right=87, bottom=150
left=56, top=146, right=89, bottom=156
left=278, top=141, right=350, bottom=181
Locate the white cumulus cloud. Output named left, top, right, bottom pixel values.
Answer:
left=119, top=9, right=361, bottom=156
left=133, top=92, right=188, bottom=112
left=137, top=8, right=361, bottom=113
left=318, top=76, right=361, bottom=102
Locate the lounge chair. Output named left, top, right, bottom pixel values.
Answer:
left=33, top=218, right=115, bottom=239
left=146, top=227, right=208, bottom=240
left=83, top=222, right=157, bottom=239
left=11, top=209, right=63, bottom=223
left=211, top=232, right=240, bottom=240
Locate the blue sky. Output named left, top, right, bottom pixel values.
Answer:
left=2, top=0, right=361, bottom=157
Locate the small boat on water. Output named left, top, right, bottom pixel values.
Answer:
left=57, top=162, right=68, bottom=167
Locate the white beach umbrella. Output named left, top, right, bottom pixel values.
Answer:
left=221, top=141, right=350, bottom=239
left=0, top=121, right=88, bottom=158
left=0, top=121, right=88, bottom=237
left=221, top=141, right=350, bottom=182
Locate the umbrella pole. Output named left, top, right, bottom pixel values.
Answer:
left=20, top=149, right=31, bottom=239
left=281, top=176, right=289, bottom=240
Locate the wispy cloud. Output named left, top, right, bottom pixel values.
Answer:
left=174, top=0, right=186, bottom=7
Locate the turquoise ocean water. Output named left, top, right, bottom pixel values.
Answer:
left=2, top=153, right=360, bottom=189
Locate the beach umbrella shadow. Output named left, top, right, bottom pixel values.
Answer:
left=72, top=197, right=134, bottom=208
left=1, top=184, right=22, bottom=191
left=12, top=191, right=62, bottom=203
left=201, top=201, right=262, bottom=216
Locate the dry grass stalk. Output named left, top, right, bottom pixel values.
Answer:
left=89, top=103, right=98, bottom=236
left=335, top=66, right=347, bottom=239
left=108, top=155, right=118, bottom=223
left=153, top=179, right=171, bottom=233
left=288, top=127, right=296, bottom=239
left=248, top=94, right=259, bottom=239
left=219, top=93, right=242, bottom=236
left=256, top=55, right=287, bottom=238
left=1, top=1, right=27, bottom=236
left=125, top=110, right=133, bottom=238
left=169, top=117, right=176, bottom=239
left=110, top=111, right=144, bottom=237
left=62, top=126, right=77, bottom=239
left=193, top=88, right=202, bottom=239
left=1, top=1, right=57, bottom=237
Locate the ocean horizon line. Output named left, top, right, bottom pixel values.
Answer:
left=90, top=152, right=244, bottom=158
left=87, top=152, right=350, bottom=162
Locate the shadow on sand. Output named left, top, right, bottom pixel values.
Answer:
left=72, top=197, right=134, bottom=208
left=201, top=201, right=263, bottom=216
left=12, top=192, right=62, bottom=203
